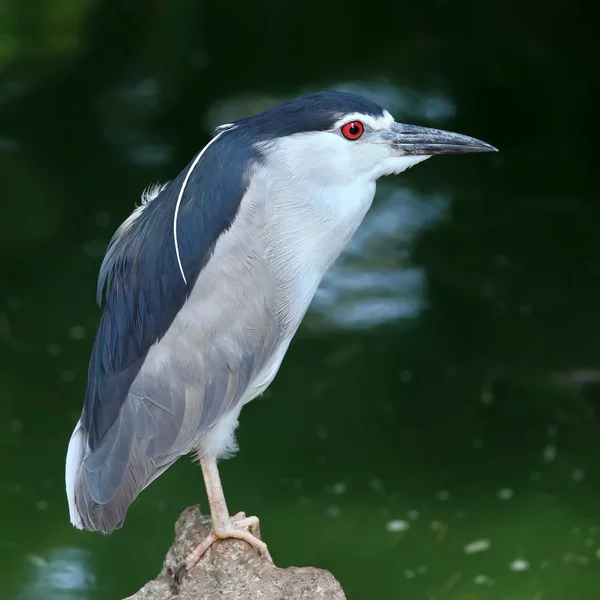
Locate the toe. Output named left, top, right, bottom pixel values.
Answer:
left=172, top=561, right=187, bottom=584
left=184, top=532, right=218, bottom=570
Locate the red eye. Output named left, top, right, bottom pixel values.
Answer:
left=341, top=121, right=364, bottom=140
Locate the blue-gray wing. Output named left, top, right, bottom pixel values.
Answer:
left=69, top=134, right=278, bottom=532
left=83, top=135, right=257, bottom=450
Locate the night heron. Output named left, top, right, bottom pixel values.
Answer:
left=65, top=90, right=496, bottom=568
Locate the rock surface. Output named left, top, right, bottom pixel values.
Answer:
left=125, top=505, right=347, bottom=600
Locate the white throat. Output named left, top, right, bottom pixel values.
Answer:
left=248, top=129, right=431, bottom=327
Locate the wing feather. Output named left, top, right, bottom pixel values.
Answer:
left=71, top=129, right=273, bottom=532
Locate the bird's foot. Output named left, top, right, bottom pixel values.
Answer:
left=185, top=511, right=272, bottom=570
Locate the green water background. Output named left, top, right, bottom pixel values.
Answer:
left=0, top=1, right=598, bottom=598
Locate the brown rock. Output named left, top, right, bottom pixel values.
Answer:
left=124, top=505, right=347, bottom=600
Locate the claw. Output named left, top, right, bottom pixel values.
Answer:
left=187, top=458, right=274, bottom=570
left=185, top=514, right=273, bottom=570
left=172, top=561, right=187, bottom=584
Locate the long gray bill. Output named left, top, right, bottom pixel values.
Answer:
left=385, top=122, right=498, bottom=155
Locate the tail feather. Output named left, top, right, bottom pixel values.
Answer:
left=65, top=410, right=179, bottom=534
left=65, top=421, right=86, bottom=529
left=74, top=455, right=175, bottom=534
left=66, top=368, right=209, bottom=533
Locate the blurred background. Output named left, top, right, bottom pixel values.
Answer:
left=0, top=0, right=598, bottom=598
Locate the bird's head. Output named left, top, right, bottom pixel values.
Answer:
left=229, top=90, right=497, bottom=185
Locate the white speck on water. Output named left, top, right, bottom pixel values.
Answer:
left=436, top=490, right=450, bottom=501
left=474, top=574, right=495, bottom=585
left=61, top=370, right=75, bottom=383
left=326, top=505, right=342, bottom=518
left=404, top=570, right=416, bottom=579
left=572, top=526, right=581, bottom=535
left=497, top=488, right=514, bottom=500
left=42, top=478, right=52, bottom=488
left=35, top=500, right=49, bottom=511
left=156, top=500, right=166, bottom=511
left=69, top=326, right=86, bottom=340
left=386, top=519, right=410, bottom=533
left=400, top=370, right=412, bottom=382
left=27, top=554, right=48, bottom=568
left=331, top=483, right=347, bottom=495
left=589, top=526, right=598, bottom=535
left=572, top=468, right=586, bottom=483
left=542, top=444, right=557, bottom=462
left=481, top=389, right=494, bottom=405
left=455, top=510, right=466, bottom=519
left=292, top=479, right=303, bottom=490
left=596, top=548, right=600, bottom=560
left=546, top=424, right=558, bottom=436
left=430, top=520, right=442, bottom=531
left=509, top=559, right=530, bottom=572
left=9, top=419, right=22, bottom=433
left=407, top=510, right=419, bottom=520
left=472, top=438, right=484, bottom=449
left=585, top=538, right=595, bottom=547
left=47, top=343, right=60, bottom=356
left=540, top=560, right=549, bottom=569
left=417, top=565, right=427, bottom=574
left=298, top=496, right=311, bottom=507
left=95, top=212, right=110, bottom=227
left=369, top=478, right=385, bottom=494
left=530, top=471, right=542, bottom=482
left=317, top=426, right=329, bottom=441
left=464, top=539, right=491, bottom=554
left=563, top=552, right=589, bottom=565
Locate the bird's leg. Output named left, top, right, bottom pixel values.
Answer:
left=184, top=456, right=272, bottom=570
